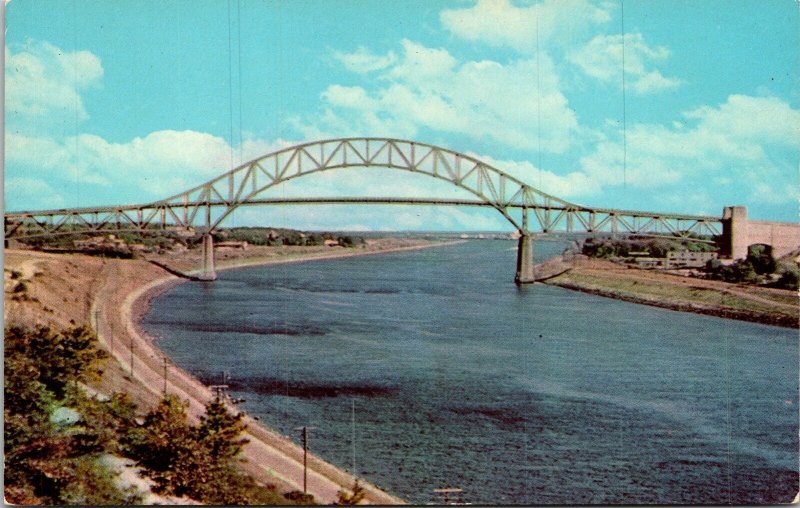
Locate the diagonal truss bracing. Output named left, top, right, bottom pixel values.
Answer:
left=5, top=137, right=722, bottom=241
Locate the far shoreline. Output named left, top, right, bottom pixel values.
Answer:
left=187, top=239, right=467, bottom=277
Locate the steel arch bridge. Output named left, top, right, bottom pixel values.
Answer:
left=4, top=137, right=723, bottom=283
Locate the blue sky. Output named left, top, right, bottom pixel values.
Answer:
left=5, top=0, right=799, bottom=231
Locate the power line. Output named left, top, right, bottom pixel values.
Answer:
left=351, top=399, right=357, bottom=477
left=536, top=12, right=542, bottom=189
left=621, top=0, right=628, bottom=190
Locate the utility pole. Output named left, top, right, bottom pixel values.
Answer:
left=209, top=371, right=230, bottom=401
left=301, top=426, right=309, bottom=494
left=208, top=384, right=228, bottom=401
left=129, top=339, right=134, bottom=377
left=294, top=426, right=316, bottom=494
left=162, top=357, right=168, bottom=395
left=351, top=399, right=357, bottom=476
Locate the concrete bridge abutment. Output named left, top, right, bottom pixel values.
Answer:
left=720, top=205, right=800, bottom=260
left=720, top=206, right=748, bottom=260
left=198, top=233, right=217, bottom=281
left=515, top=233, right=535, bottom=285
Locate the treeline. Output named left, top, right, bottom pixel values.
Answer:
left=19, top=226, right=365, bottom=252
left=4, top=325, right=297, bottom=505
left=581, top=237, right=716, bottom=259
left=216, top=227, right=365, bottom=247
left=17, top=228, right=186, bottom=252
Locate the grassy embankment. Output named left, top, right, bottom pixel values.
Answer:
left=542, top=256, right=798, bottom=328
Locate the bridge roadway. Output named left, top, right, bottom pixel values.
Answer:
left=4, top=194, right=724, bottom=284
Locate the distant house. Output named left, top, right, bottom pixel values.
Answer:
left=665, top=250, right=717, bottom=269
left=323, top=239, right=339, bottom=247
left=73, top=235, right=127, bottom=250
left=621, top=250, right=718, bottom=270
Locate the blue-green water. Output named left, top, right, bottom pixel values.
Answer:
left=142, top=241, right=798, bottom=504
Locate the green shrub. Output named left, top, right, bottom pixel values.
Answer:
left=775, top=265, right=800, bottom=290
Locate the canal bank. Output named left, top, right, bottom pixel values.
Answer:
left=537, top=255, right=798, bottom=328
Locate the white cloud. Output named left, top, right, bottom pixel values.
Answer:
left=578, top=94, right=800, bottom=205
left=440, top=0, right=611, bottom=52
left=568, top=33, right=683, bottom=94
left=5, top=40, right=103, bottom=124
left=684, top=94, right=800, bottom=148
left=299, top=39, right=581, bottom=153
left=333, top=46, right=397, bottom=73
left=322, top=85, right=379, bottom=111
left=5, top=130, right=300, bottom=199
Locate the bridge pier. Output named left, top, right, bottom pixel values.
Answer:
left=515, top=233, right=535, bottom=284
left=198, top=234, right=217, bottom=281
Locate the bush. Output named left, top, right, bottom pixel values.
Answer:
left=746, top=244, right=776, bottom=275
left=774, top=265, right=800, bottom=290
left=705, top=259, right=758, bottom=284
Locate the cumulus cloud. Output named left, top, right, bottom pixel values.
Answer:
left=5, top=40, right=103, bottom=125
left=568, top=33, right=683, bottom=94
left=299, top=39, right=581, bottom=153
left=683, top=94, right=800, bottom=148
left=440, top=0, right=611, bottom=52
left=5, top=130, right=301, bottom=201
left=578, top=94, right=800, bottom=206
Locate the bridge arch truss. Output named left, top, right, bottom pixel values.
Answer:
left=5, top=138, right=721, bottom=241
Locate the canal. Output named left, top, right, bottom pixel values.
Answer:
left=142, top=240, right=798, bottom=504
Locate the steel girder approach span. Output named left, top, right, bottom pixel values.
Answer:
left=4, top=138, right=723, bottom=283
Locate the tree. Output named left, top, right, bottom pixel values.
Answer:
left=196, top=399, right=248, bottom=461
left=4, top=325, right=135, bottom=505
left=126, top=395, right=205, bottom=495
left=5, top=326, right=107, bottom=399
left=125, top=395, right=267, bottom=504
